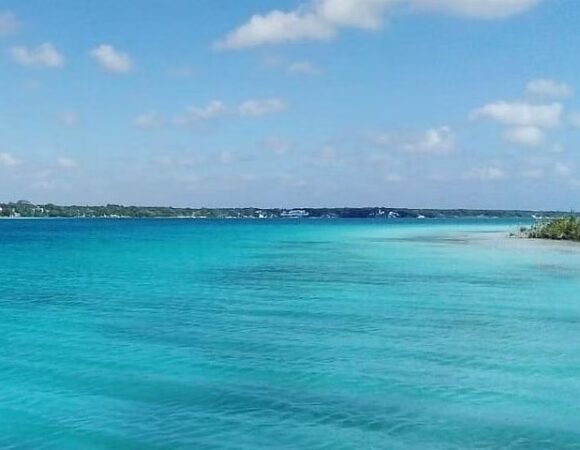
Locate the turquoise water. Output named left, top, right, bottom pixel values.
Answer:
left=0, top=219, right=579, bottom=449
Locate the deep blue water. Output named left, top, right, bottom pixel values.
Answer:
left=0, top=219, right=579, bottom=449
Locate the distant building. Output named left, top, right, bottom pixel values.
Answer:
left=281, top=209, right=309, bottom=218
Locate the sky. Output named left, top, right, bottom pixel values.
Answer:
left=1, top=0, right=580, bottom=209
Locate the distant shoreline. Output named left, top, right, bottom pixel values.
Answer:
left=0, top=202, right=572, bottom=220
left=0, top=215, right=540, bottom=221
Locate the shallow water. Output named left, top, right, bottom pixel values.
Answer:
left=0, top=219, right=579, bottom=449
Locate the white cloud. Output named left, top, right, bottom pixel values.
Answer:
left=57, top=157, right=78, bottom=169
left=0, top=11, right=18, bottom=36
left=287, top=60, right=322, bottom=75
left=521, top=157, right=574, bottom=179
left=90, top=44, right=132, bottom=74
left=172, top=99, right=287, bottom=127
left=403, top=126, right=455, bottom=154
left=195, top=101, right=228, bottom=119
left=190, top=101, right=227, bottom=120
left=175, top=101, right=228, bottom=126
left=0, top=152, right=21, bottom=167
left=411, top=0, right=541, bottom=19
left=264, top=56, right=323, bottom=75
left=60, top=111, right=80, bottom=127
left=370, top=126, right=455, bottom=155
left=215, top=10, right=334, bottom=50
left=471, top=101, right=562, bottom=128
left=11, top=43, right=65, bottom=68
left=472, top=99, right=564, bottom=147
left=316, top=0, right=396, bottom=28
left=134, top=112, right=163, bottom=129
left=526, top=79, right=572, bottom=99
left=464, top=165, right=507, bottom=181
left=152, top=154, right=204, bottom=168
left=215, top=0, right=540, bottom=49
left=238, top=98, right=287, bottom=117
left=503, top=126, right=544, bottom=147
left=554, top=162, right=573, bottom=177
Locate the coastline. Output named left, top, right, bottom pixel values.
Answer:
left=466, top=229, right=580, bottom=252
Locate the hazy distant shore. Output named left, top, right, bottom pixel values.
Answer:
left=465, top=229, right=580, bottom=252
left=0, top=201, right=572, bottom=220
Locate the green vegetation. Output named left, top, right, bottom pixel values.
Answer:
left=0, top=201, right=575, bottom=220
left=526, top=216, right=580, bottom=241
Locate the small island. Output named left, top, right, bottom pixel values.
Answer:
left=523, top=216, right=580, bottom=242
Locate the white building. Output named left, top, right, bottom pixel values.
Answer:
left=281, top=209, right=309, bottom=218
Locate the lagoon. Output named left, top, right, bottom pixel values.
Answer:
left=0, top=219, right=579, bottom=449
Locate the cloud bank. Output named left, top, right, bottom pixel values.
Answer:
left=216, top=0, right=541, bottom=49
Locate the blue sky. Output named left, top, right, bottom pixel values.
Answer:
left=1, top=0, right=580, bottom=209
